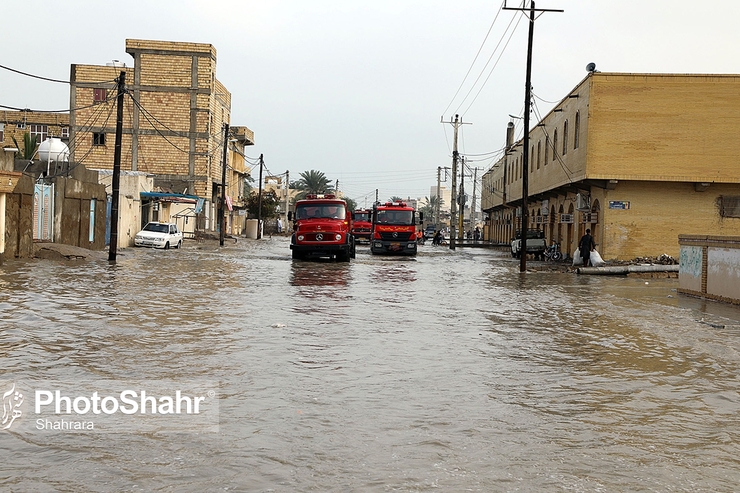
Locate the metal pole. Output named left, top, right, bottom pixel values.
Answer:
left=108, top=71, right=125, bottom=262
left=436, top=166, right=441, bottom=227
left=219, top=123, right=229, bottom=247
left=284, top=169, right=289, bottom=232
left=257, top=153, right=264, bottom=239
left=458, top=156, right=465, bottom=241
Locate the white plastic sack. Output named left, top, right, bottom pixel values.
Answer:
left=590, top=249, right=605, bottom=267
left=572, top=248, right=583, bottom=266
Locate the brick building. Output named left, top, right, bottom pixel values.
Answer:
left=69, top=39, right=254, bottom=233
left=481, top=72, right=740, bottom=260
left=0, top=110, right=69, bottom=154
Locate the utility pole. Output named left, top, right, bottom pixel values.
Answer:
left=257, top=153, right=264, bottom=239
left=108, top=70, right=125, bottom=262
left=436, top=166, right=441, bottom=227
left=219, top=123, right=229, bottom=247
left=441, top=114, right=470, bottom=250
left=284, top=170, right=289, bottom=232
left=504, top=0, right=563, bottom=272
left=458, top=156, right=465, bottom=241
left=335, top=179, right=339, bottom=195
left=375, top=188, right=378, bottom=204
left=471, top=167, right=479, bottom=227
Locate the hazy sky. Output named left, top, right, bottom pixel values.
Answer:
left=3, top=1, right=739, bottom=205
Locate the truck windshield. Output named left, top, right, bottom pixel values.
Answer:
left=295, top=204, right=346, bottom=220
left=355, top=212, right=370, bottom=222
left=376, top=210, right=414, bottom=225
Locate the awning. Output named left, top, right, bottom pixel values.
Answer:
left=140, top=192, right=200, bottom=203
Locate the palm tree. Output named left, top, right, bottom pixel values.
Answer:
left=12, top=132, right=39, bottom=160
left=419, top=196, right=444, bottom=224
left=389, top=196, right=403, bottom=203
left=291, top=170, right=334, bottom=201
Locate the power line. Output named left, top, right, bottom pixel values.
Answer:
left=0, top=63, right=109, bottom=85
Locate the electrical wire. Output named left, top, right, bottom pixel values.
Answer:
left=441, top=0, right=506, bottom=117
left=0, top=63, right=118, bottom=85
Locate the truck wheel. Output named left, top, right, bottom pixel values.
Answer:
left=350, top=238, right=356, bottom=259
left=336, top=251, right=350, bottom=262
left=292, top=249, right=304, bottom=260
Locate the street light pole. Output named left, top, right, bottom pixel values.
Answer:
left=219, top=123, right=229, bottom=247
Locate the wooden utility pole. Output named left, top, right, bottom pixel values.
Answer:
left=108, top=71, right=125, bottom=262
left=503, top=0, right=562, bottom=272
left=284, top=170, right=290, bottom=231
left=219, top=123, right=229, bottom=247
left=458, top=156, right=465, bottom=241
left=256, top=153, right=264, bottom=239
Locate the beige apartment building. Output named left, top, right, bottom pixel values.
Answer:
left=0, top=110, right=69, bottom=153
left=69, top=39, right=254, bottom=235
left=481, top=72, right=740, bottom=260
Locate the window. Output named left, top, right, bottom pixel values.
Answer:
left=30, top=124, right=48, bottom=142
left=574, top=111, right=580, bottom=149
left=720, top=196, right=740, bottom=218
left=61, top=127, right=70, bottom=139
left=93, top=132, right=106, bottom=146
left=537, top=141, right=541, bottom=169
left=552, top=129, right=558, bottom=162
left=562, top=120, right=568, bottom=155
left=531, top=146, right=535, bottom=172
left=544, top=137, right=549, bottom=164
left=0, top=123, right=4, bottom=143
left=93, top=88, right=107, bottom=103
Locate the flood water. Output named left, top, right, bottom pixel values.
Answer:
left=2, top=237, right=740, bottom=492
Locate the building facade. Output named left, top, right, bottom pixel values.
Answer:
left=481, top=72, right=740, bottom=260
left=0, top=110, right=69, bottom=155
left=69, top=39, right=254, bottom=234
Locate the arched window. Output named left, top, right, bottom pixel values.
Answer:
left=562, top=120, right=568, bottom=155
left=531, top=146, right=535, bottom=171
left=544, top=137, right=549, bottom=164
left=537, top=141, right=541, bottom=169
left=552, top=129, right=558, bottom=162
left=574, top=111, right=580, bottom=149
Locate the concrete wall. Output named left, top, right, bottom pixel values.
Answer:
left=679, top=235, right=740, bottom=305
left=1, top=173, right=34, bottom=259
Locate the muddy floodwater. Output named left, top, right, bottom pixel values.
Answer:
left=2, top=237, right=740, bottom=492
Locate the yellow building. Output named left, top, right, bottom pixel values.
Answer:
left=0, top=110, right=69, bottom=154
left=69, top=39, right=254, bottom=234
left=481, top=72, right=740, bottom=260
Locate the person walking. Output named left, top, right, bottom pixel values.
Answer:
left=579, top=228, right=596, bottom=266
left=277, top=217, right=283, bottom=234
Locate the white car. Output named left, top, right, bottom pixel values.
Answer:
left=134, top=222, right=183, bottom=249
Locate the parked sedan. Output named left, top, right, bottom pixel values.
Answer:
left=134, top=222, right=183, bottom=249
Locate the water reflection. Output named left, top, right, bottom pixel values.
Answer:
left=2, top=240, right=740, bottom=491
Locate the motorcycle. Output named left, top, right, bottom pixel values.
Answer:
left=544, top=242, right=563, bottom=261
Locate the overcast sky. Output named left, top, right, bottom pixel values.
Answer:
left=3, top=1, right=740, bottom=205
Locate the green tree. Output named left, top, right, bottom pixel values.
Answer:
left=291, top=170, right=334, bottom=201
left=344, top=197, right=357, bottom=212
left=12, top=132, right=39, bottom=160
left=389, top=196, right=403, bottom=203
left=246, top=189, right=280, bottom=219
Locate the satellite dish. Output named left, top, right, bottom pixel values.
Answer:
left=586, top=62, right=597, bottom=73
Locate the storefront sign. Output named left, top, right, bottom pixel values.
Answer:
left=609, top=201, right=630, bottom=210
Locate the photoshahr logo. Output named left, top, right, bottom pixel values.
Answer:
left=2, top=383, right=23, bottom=430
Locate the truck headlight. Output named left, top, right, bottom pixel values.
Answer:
left=297, top=235, right=305, bottom=241
left=335, top=234, right=342, bottom=241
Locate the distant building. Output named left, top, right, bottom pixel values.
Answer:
left=0, top=110, right=69, bottom=153
left=69, top=39, right=254, bottom=235
left=481, top=72, right=740, bottom=260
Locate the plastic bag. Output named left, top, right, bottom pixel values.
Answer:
left=590, top=250, right=605, bottom=267
left=572, top=248, right=583, bottom=266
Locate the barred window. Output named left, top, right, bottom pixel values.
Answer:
left=720, top=196, right=740, bottom=218
left=93, top=132, right=106, bottom=146
left=93, top=88, right=107, bottom=103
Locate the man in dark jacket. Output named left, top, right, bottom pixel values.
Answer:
left=579, top=228, right=596, bottom=266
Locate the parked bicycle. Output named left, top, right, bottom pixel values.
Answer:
left=544, top=241, right=563, bottom=261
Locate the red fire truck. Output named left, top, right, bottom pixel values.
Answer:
left=370, top=200, right=423, bottom=256
left=289, top=194, right=355, bottom=261
left=351, top=208, right=372, bottom=243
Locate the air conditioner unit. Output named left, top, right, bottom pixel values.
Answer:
left=576, top=193, right=590, bottom=211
